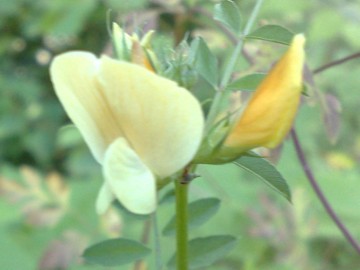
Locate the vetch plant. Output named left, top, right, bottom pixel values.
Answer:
left=50, top=14, right=302, bottom=270
left=48, top=0, right=360, bottom=269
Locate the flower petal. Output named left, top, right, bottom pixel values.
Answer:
left=103, top=137, right=156, bottom=215
left=98, top=57, right=204, bottom=178
left=225, top=34, right=305, bottom=151
left=50, top=52, right=123, bottom=163
left=96, top=183, right=114, bottom=214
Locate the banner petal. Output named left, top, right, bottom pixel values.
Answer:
left=50, top=52, right=123, bottom=163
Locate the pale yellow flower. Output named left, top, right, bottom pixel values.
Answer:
left=50, top=52, right=204, bottom=214
left=223, top=34, right=305, bottom=154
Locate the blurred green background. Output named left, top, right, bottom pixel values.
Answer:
left=1, top=0, right=360, bottom=269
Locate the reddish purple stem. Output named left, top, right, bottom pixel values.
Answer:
left=291, top=128, right=360, bottom=255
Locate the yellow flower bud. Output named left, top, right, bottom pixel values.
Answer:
left=223, top=34, right=305, bottom=154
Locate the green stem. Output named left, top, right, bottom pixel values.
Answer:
left=204, top=0, right=264, bottom=133
left=133, top=219, right=151, bottom=270
left=220, top=0, right=263, bottom=88
left=242, top=0, right=264, bottom=36
left=153, top=211, right=163, bottom=270
left=175, top=176, right=189, bottom=270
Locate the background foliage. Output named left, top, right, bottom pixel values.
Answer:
left=1, top=0, right=360, bottom=269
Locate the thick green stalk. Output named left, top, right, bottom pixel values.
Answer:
left=175, top=177, right=189, bottom=270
